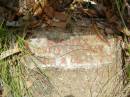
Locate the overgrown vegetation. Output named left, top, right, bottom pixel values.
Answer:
left=0, top=25, right=52, bottom=97
left=0, top=25, right=30, bottom=97
left=1, top=0, right=130, bottom=97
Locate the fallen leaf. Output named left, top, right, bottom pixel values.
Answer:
left=34, top=7, right=43, bottom=16
left=43, top=5, right=55, bottom=19
left=54, top=12, right=67, bottom=21
left=29, top=19, right=42, bottom=28
left=0, top=46, right=20, bottom=60
left=83, top=9, right=98, bottom=17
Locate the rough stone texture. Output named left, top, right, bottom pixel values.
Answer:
left=23, top=26, right=124, bottom=97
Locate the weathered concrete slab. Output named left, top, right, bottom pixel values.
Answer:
left=24, top=27, right=123, bottom=97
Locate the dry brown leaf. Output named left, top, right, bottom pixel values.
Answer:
left=46, top=19, right=53, bottom=26
left=83, top=9, right=98, bottom=17
left=0, top=46, right=20, bottom=60
left=34, top=7, right=43, bottom=16
left=54, top=12, right=67, bottom=21
left=43, top=5, right=55, bottom=18
left=29, top=20, right=42, bottom=28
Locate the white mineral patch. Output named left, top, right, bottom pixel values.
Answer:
left=26, top=34, right=117, bottom=70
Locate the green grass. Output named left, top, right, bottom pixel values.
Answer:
left=0, top=25, right=32, bottom=97
left=0, top=25, right=52, bottom=97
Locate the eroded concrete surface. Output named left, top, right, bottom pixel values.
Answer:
left=24, top=27, right=123, bottom=97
